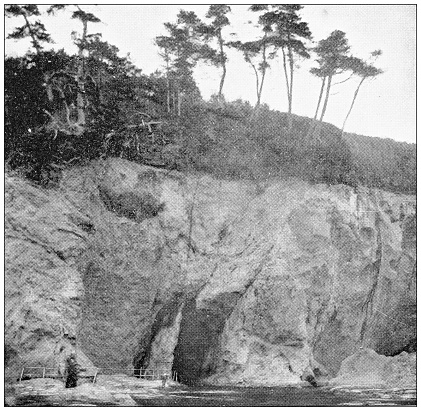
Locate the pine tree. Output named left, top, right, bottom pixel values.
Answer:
left=5, top=5, right=52, bottom=54
left=201, top=5, right=232, bottom=99
left=341, top=50, right=383, bottom=133
left=252, top=5, right=311, bottom=125
left=311, top=30, right=352, bottom=122
left=155, top=10, right=214, bottom=116
left=227, top=31, right=270, bottom=109
left=46, top=5, right=101, bottom=134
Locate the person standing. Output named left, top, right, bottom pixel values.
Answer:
left=65, top=353, right=80, bottom=388
left=161, top=373, right=169, bottom=388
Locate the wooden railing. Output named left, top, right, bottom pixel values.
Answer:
left=19, top=367, right=99, bottom=383
left=18, top=366, right=178, bottom=383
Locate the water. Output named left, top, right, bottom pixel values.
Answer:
left=133, top=386, right=417, bottom=407
left=13, top=385, right=416, bottom=407
left=14, top=395, right=116, bottom=407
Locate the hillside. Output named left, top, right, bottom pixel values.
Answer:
left=343, top=132, right=416, bottom=194
left=159, top=104, right=416, bottom=194
left=5, top=53, right=415, bottom=195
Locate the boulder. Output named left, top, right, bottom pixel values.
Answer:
left=330, top=348, right=416, bottom=388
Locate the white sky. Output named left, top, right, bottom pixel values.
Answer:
left=4, top=4, right=416, bottom=143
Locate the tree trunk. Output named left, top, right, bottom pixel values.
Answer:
left=306, top=76, right=330, bottom=141
left=257, top=34, right=268, bottom=108
left=281, top=47, right=291, bottom=111
left=166, top=77, right=171, bottom=114
left=314, top=77, right=326, bottom=120
left=305, top=76, right=326, bottom=141
left=342, top=77, right=365, bottom=132
left=22, top=12, right=42, bottom=54
left=165, top=54, right=171, bottom=113
left=172, top=90, right=176, bottom=115
left=177, top=89, right=181, bottom=117
left=287, top=35, right=294, bottom=116
left=218, top=31, right=226, bottom=98
left=76, top=14, right=87, bottom=127
left=319, top=75, right=332, bottom=122
left=98, top=58, right=103, bottom=105
left=250, top=61, right=260, bottom=108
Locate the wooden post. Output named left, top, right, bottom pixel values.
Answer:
left=19, top=367, right=25, bottom=382
left=42, top=368, right=45, bottom=378
left=93, top=370, right=98, bottom=384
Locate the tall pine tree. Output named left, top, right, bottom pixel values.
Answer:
left=200, top=5, right=232, bottom=99
left=341, top=50, right=383, bottom=132
left=155, top=10, right=214, bottom=116
left=252, top=5, right=311, bottom=126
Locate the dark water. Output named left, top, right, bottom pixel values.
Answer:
left=14, top=386, right=416, bottom=407
left=14, top=396, right=116, bottom=407
left=133, top=386, right=417, bottom=407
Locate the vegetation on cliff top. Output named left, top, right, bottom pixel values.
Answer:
left=5, top=5, right=415, bottom=194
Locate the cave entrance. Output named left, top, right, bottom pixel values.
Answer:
left=172, top=298, right=217, bottom=386
left=172, top=293, right=240, bottom=386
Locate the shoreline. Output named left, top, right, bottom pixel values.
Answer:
left=6, top=373, right=416, bottom=407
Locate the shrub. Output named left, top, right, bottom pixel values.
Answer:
left=344, top=133, right=416, bottom=194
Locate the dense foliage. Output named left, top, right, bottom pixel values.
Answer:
left=4, top=5, right=415, bottom=194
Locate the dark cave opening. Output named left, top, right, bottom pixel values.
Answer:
left=172, top=293, right=241, bottom=386
left=133, top=293, right=183, bottom=375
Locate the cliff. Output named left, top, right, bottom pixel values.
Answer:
left=5, top=158, right=416, bottom=386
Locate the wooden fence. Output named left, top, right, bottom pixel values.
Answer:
left=19, top=366, right=99, bottom=383
left=19, top=366, right=178, bottom=383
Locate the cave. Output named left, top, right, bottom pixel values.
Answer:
left=133, top=293, right=184, bottom=374
left=171, top=293, right=241, bottom=385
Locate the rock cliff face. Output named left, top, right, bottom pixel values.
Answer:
left=331, top=348, right=416, bottom=388
left=5, top=158, right=416, bottom=385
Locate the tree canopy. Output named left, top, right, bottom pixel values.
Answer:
left=5, top=5, right=413, bottom=195
left=6, top=5, right=52, bottom=53
left=251, top=5, right=312, bottom=126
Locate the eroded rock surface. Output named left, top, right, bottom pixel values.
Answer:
left=330, top=348, right=416, bottom=388
left=5, top=175, right=95, bottom=378
left=7, top=376, right=167, bottom=406
left=5, top=158, right=416, bottom=386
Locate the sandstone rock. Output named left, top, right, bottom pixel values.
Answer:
left=385, top=351, right=417, bottom=388
left=330, top=348, right=416, bottom=388
left=5, top=158, right=416, bottom=387
left=113, top=393, right=137, bottom=406
left=66, top=383, right=116, bottom=404
left=5, top=175, right=95, bottom=379
left=11, top=377, right=138, bottom=406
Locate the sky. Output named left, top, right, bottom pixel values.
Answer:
left=4, top=4, right=416, bottom=144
